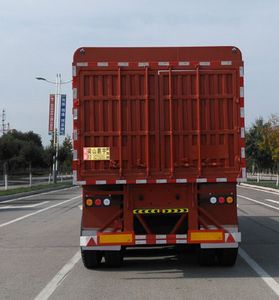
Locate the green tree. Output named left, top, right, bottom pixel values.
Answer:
left=20, top=142, right=44, bottom=171
left=266, top=114, right=279, bottom=171
left=0, top=132, right=23, bottom=173
left=0, top=130, right=45, bottom=174
left=245, top=118, right=273, bottom=172
left=58, top=136, right=72, bottom=173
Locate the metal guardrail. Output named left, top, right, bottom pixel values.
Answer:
left=0, top=174, right=73, bottom=190
left=247, top=172, right=279, bottom=186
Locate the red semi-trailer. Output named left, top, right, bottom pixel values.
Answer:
left=72, top=46, right=246, bottom=268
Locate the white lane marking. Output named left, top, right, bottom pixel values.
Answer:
left=239, top=185, right=279, bottom=196
left=34, top=251, right=80, bottom=300
left=239, top=248, right=279, bottom=296
left=0, top=195, right=81, bottom=228
left=0, top=186, right=77, bottom=204
left=266, top=199, right=279, bottom=204
left=238, top=195, right=279, bottom=211
left=0, top=201, right=49, bottom=210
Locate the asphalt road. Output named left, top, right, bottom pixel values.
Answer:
left=0, top=185, right=279, bottom=300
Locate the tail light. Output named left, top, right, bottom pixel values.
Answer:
left=226, top=196, right=234, bottom=204
left=209, top=197, right=217, bottom=204
left=208, top=195, right=234, bottom=205
left=85, top=198, right=93, bottom=207
left=103, top=198, right=111, bottom=206
left=94, top=198, right=102, bottom=206
left=84, top=196, right=112, bottom=207
left=218, top=197, right=225, bottom=204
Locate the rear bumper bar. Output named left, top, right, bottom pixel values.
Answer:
left=80, top=231, right=241, bottom=250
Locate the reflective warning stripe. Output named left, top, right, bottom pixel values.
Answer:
left=188, top=230, right=225, bottom=243
left=133, top=208, right=188, bottom=214
left=74, top=60, right=241, bottom=69
left=221, top=60, right=232, bottom=65
left=80, top=231, right=240, bottom=247
left=178, top=61, right=190, bottom=66
left=199, top=61, right=210, bottom=66
left=97, top=62, right=108, bottom=67
left=135, top=234, right=188, bottom=245
left=133, top=208, right=160, bottom=214
left=80, top=236, right=97, bottom=247
left=98, top=232, right=133, bottom=245
left=225, top=232, right=241, bottom=243
left=162, top=208, right=188, bottom=213
left=74, top=177, right=243, bottom=186
left=238, top=63, right=246, bottom=183
left=76, top=62, right=88, bottom=67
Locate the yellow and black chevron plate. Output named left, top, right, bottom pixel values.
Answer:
left=133, top=208, right=188, bottom=214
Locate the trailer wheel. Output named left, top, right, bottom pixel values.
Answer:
left=81, top=250, right=102, bottom=269
left=104, top=251, right=123, bottom=267
left=198, top=249, right=216, bottom=266
left=217, top=248, right=238, bottom=266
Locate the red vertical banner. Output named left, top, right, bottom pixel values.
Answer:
left=48, top=94, right=55, bottom=134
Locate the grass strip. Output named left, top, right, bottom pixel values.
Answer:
left=0, top=182, right=73, bottom=196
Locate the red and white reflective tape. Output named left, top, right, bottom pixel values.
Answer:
left=80, top=232, right=241, bottom=247
left=73, top=129, right=78, bottom=141
left=80, top=235, right=98, bottom=247
left=135, top=234, right=188, bottom=245
left=80, top=234, right=188, bottom=247
left=238, top=63, right=246, bottom=183
left=76, top=62, right=88, bottom=67
left=73, top=177, right=239, bottom=186
left=72, top=60, right=240, bottom=69
left=72, top=64, right=79, bottom=183
left=224, top=232, right=241, bottom=243
left=221, top=60, right=232, bottom=66
left=178, top=61, right=190, bottom=66
left=201, top=232, right=241, bottom=249
left=73, top=150, right=77, bottom=161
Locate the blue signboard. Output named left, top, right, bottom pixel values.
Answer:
left=59, top=94, right=66, bottom=135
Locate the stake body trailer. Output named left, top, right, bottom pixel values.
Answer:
left=72, top=46, right=245, bottom=267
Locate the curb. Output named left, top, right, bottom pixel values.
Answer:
left=0, top=184, right=76, bottom=202
left=240, top=183, right=279, bottom=194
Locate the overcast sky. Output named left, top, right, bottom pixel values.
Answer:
left=0, top=0, right=278, bottom=145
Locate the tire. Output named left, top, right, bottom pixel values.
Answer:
left=217, top=248, right=238, bottom=267
left=198, top=249, right=216, bottom=266
left=81, top=250, right=102, bottom=269
left=104, top=251, right=123, bottom=267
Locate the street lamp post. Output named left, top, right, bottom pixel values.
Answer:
left=54, top=74, right=61, bottom=184
left=36, top=74, right=71, bottom=184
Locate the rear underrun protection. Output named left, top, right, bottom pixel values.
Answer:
left=80, top=183, right=241, bottom=268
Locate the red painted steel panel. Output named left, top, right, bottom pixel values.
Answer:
left=73, top=47, right=244, bottom=182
